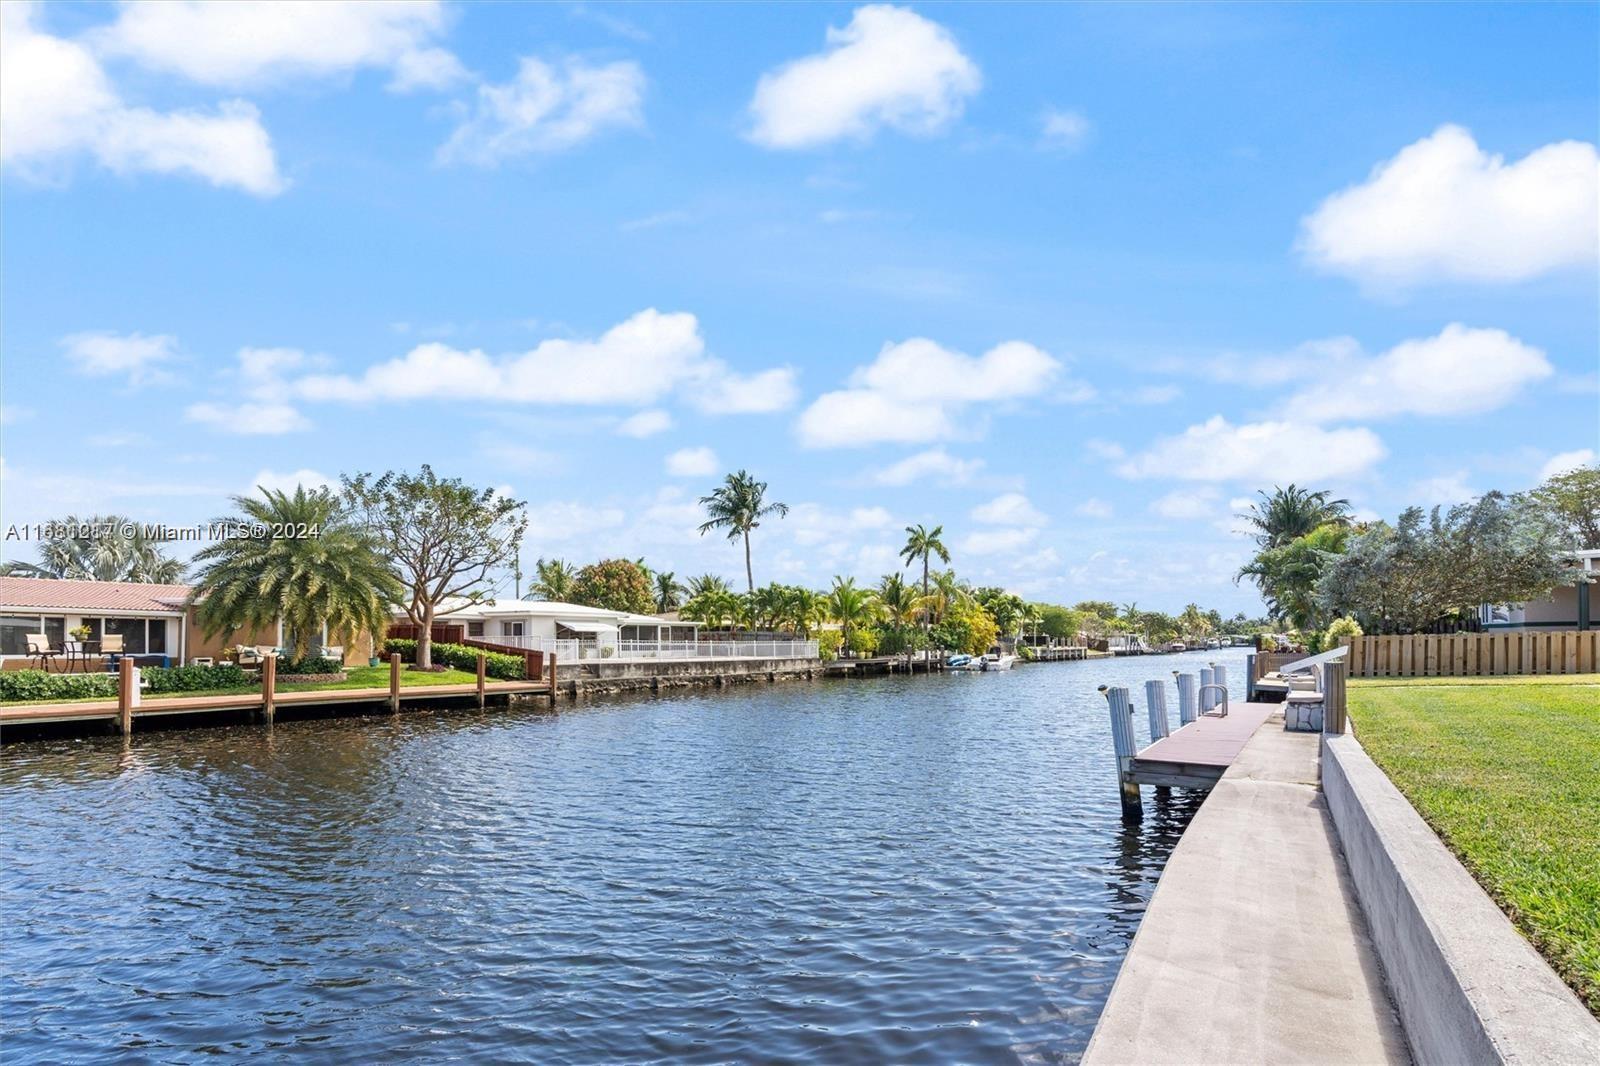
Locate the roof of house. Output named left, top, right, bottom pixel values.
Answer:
left=0, top=576, right=193, bottom=614
left=415, top=597, right=697, bottom=628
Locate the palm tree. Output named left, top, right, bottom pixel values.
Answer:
left=784, top=587, right=825, bottom=638
left=528, top=558, right=578, bottom=601
left=826, top=577, right=879, bottom=658
left=877, top=573, right=919, bottom=629
left=190, top=487, right=401, bottom=663
left=899, top=524, right=950, bottom=636
left=926, top=569, right=967, bottom=626
left=1239, top=485, right=1352, bottom=549
left=1, top=513, right=186, bottom=583
left=698, top=470, right=789, bottom=595
left=686, top=573, right=731, bottom=599
left=653, top=570, right=686, bottom=613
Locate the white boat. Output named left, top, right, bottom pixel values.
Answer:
left=1166, top=641, right=1187, bottom=653
left=978, top=654, right=1016, bottom=671
left=1206, top=638, right=1220, bottom=649
left=946, top=654, right=973, bottom=669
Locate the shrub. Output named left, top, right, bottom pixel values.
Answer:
left=846, top=626, right=880, bottom=657
left=145, top=664, right=254, bottom=693
left=1324, top=616, right=1363, bottom=650
left=383, top=638, right=525, bottom=680
left=0, top=670, right=118, bottom=703
left=277, top=656, right=343, bottom=676
left=815, top=630, right=843, bottom=662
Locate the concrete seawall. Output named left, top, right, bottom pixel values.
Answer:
left=557, top=657, right=821, bottom=699
left=1322, top=733, right=1600, bottom=1064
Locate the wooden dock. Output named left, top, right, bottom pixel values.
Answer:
left=822, top=655, right=945, bottom=677
left=1126, top=700, right=1279, bottom=789
left=1, top=654, right=553, bottom=736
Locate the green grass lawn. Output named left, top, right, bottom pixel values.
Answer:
left=2, top=665, right=493, bottom=705
left=1349, top=676, right=1600, bottom=1014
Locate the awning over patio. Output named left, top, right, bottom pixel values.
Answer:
left=557, top=621, right=620, bottom=636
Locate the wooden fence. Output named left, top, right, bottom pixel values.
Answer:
left=1345, top=631, right=1598, bottom=678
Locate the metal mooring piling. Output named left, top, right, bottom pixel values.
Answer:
left=1174, top=672, right=1197, bottom=725
left=1199, top=666, right=1215, bottom=714
left=1101, top=685, right=1143, bottom=822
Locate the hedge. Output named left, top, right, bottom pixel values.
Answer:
left=0, top=663, right=256, bottom=703
left=382, top=638, right=526, bottom=680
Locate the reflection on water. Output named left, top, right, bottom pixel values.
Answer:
left=2, top=649, right=1247, bottom=1063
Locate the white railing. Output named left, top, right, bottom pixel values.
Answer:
left=484, top=636, right=819, bottom=662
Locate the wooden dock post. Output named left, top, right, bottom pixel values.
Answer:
left=1323, top=660, right=1348, bottom=735
left=547, top=651, right=558, bottom=706
left=475, top=653, right=487, bottom=709
left=389, top=653, right=401, bottom=714
left=1144, top=679, right=1170, bottom=742
left=1175, top=672, right=1197, bottom=725
left=1101, top=685, right=1143, bottom=822
left=262, top=655, right=276, bottom=724
left=117, top=658, right=135, bottom=736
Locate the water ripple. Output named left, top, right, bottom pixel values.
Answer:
left=2, top=650, right=1246, bottom=1063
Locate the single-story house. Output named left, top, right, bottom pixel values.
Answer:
left=0, top=575, right=369, bottom=669
left=1479, top=548, right=1598, bottom=631
left=409, top=598, right=701, bottom=650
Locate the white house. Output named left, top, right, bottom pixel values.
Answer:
left=402, top=598, right=702, bottom=655
left=1479, top=549, right=1598, bottom=631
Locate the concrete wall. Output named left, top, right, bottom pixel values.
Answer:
left=559, top=657, right=820, bottom=699
left=1321, top=733, right=1600, bottom=1064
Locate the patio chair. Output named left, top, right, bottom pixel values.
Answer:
left=100, top=634, right=124, bottom=671
left=26, top=634, right=61, bottom=673
left=320, top=645, right=344, bottom=663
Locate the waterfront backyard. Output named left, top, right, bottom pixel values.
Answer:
left=0, top=651, right=1245, bottom=1062
left=1349, top=675, right=1600, bottom=1014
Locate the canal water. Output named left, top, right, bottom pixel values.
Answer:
left=3, top=648, right=1250, bottom=1063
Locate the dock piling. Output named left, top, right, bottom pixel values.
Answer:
left=262, top=655, right=276, bottom=724
left=1175, top=672, right=1197, bottom=725
left=1144, top=679, right=1170, bottom=742
left=1101, top=685, right=1143, bottom=823
left=1323, top=660, right=1348, bottom=734
left=116, top=659, right=135, bottom=736
left=389, top=654, right=401, bottom=714
left=1199, top=666, right=1215, bottom=714
left=548, top=651, right=558, bottom=707
left=475, top=653, right=487, bottom=709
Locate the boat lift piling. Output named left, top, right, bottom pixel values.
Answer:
left=1144, top=679, right=1170, bottom=743
left=1174, top=671, right=1197, bottom=725
left=1100, top=685, right=1144, bottom=822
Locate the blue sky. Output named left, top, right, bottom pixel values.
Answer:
left=3, top=1, right=1596, bottom=613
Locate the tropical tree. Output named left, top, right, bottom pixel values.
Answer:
left=653, top=570, right=686, bottom=613
left=899, top=524, right=950, bottom=635
left=1237, top=522, right=1351, bottom=631
left=343, top=466, right=526, bottom=670
left=680, top=587, right=741, bottom=630
left=826, top=577, right=879, bottom=657
left=876, top=573, right=922, bottom=660
left=926, top=569, right=967, bottom=625
left=1, top=513, right=186, bottom=583
left=697, top=470, right=789, bottom=595
left=1239, top=485, right=1352, bottom=549
left=783, top=586, right=826, bottom=637
left=190, top=486, right=401, bottom=663
left=1531, top=464, right=1600, bottom=548
left=974, top=587, right=1026, bottom=638
left=686, top=573, right=731, bottom=599
left=571, top=559, right=654, bottom=614
left=528, top=557, right=578, bottom=602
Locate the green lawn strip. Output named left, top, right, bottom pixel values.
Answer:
left=1351, top=673, right=1600, bottom=690
left=277, top=665, right=481, bottom=692
left=1349, top=682, right=1600, bottom=1014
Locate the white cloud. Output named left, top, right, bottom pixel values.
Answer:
left=972, top=492, right=1046, bottom=527
left=1538, top=449, right=1597, bottom=483
left=1040, top=108, right=1090, bottom=150
left=1150, top=488, right=1221, bottom=520
left=787, top=503, right=894, bottom=546
left=687, top=367, right=800, bottom=414
left=617, top=409, right=673, bottom=437
left=247, top=468, right=335, bottom=496
left=1118, top=416, right=1387, bottom=483
left=1085, top=438, right=1126, bottom=461
left=665, top=446, right=719, bottom=478
left=798, top=337, right=1072, bottom=448
left=296, top=309, right=791, bottom=414
left=438, top=56, right=644, bottom=165
left=620, top=209, right=692, bottom=232
left=60, top=331, right=176, bottom=384
left=1285, top=324, right=1551, bottom=423
left=1126, top=384, right=1181, bottom=405
left=1, top=3, right=284, bottom=196
left=523, top=500, right=626, bottom=543
left=188, top=401, right=310, bottom=435
left=93, top=1, right=465, bottom=92
left=869, top=448, right=984, bottom=486
left=1075, top=498, right=1113, bottom=519
left=1300, top=125, right=1599, bottom=286
left=747, top=5, right=980, bottom=149
left=1410, top=472, right=1476, bottom=507
left=959, top=527, right=1038, bottom=555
